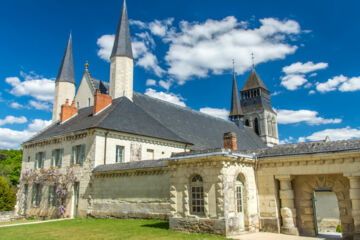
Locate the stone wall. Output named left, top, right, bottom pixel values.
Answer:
left=0, top=211, right=15, bottom=222
left=89, top=169, right=170, bottom=219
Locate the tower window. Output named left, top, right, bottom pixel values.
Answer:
left=254, top=118, right=260, bottom=136
left=245, top=119, right=250, bottom=126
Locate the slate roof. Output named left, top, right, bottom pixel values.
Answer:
left=25, top=92, right=266, bottom=151
left=111, top=0, right=133, bottom=59
left=241, top=68, right=268, bottom=92
left=229, top=72, right=243, bottom=118
left=93, top=159, right=167, bottom=173
left=91, top=78, right=109, bottom=94
left=253, top=139, right=360, bottom=158
left=56, top=34, right=75, bottom=84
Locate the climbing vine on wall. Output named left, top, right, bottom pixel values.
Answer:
left=21, top=167, right=77, bottom=216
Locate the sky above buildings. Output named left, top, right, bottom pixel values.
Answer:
left=0, top=0, right=359, bottom=148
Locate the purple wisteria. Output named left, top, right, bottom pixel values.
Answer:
left=22, top=167, right=78, bottom=216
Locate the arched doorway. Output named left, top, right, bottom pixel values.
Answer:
left=293, top=174, right=353, bottom=239
left=313, top=188, right=342, bottom=238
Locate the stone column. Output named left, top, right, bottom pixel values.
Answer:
left=347, top=174, right=360, bottom=240
left=275, top=175, right=299, bottom=235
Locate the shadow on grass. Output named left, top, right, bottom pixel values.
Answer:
left=141, top=221, right=169, bottom=230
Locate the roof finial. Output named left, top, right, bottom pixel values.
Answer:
left=232, top=59, right=235, bottom=76
left=251, top=52, right=255, bottom=70
left=85, top=61, right=89, bottom=72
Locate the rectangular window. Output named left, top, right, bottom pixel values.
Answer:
left=51, top=149, right=63, bottom=167
left=34, top=152, right=45, bottom=169
left=147, top=149, right=154, bottom=160
left=236, top=185, right=243, bottom=213
left=116, top=145, right=124, bottom=163
left=48, top=185, right=59, bottom=207
left=71, top=144, right=85, bottom=166
left=32, top=184, right=42, bottom=207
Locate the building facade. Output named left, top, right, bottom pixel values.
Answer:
left=15, top=1, right=360, bottom=240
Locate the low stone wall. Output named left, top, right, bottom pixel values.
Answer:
left=170, top=217, right=226, bottom=236
left=0, top=211, right=15, bottom=222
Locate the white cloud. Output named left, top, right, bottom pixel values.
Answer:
left=145, top=88, right=186, bottom=107
left=29, top=100, right=52, bottom=111
left=10, top=102, right=24, bottom=109
left=300, top=127, right=360, bottom=142
left=5, top=72, right=55, bottom=102
left=129, top=19, right=147, bottom=29
left=279, top=136, right=294, bottom=144
left=149, top=18, right=174, bottom=37
left=282, top=61, right=328, bottom=75
left=0, top=119, right=51, bottom=149
left=136, top=52, right=165, bottom=77
left=277, top=109, right=342, bottom=125
left=199, top=107, right=229, bottom=120
left=280, top=74, right=307, bottom=90
left=96, top=34, right=114, bottom=61
left=146, top=79, right=157, bottom=86
left=338, top=76, right=360, bottom=92
left=158, top=80, right=172, bottom=90
left=0, top=116, right=27, bottom=126
left=165, top=17, right=300, bottom=82
left=316, top=75, right=347, bottom=93
left=309, top=90, right=315, bottom=95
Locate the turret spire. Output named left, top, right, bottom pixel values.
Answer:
left=229, top=60, right=243, bottom=121
left=56, top=33, right=75, bottom=84
left=111, top=0, right=133, bottom=59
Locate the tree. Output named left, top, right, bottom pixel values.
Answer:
left=0, top=176, right=16, bottom=211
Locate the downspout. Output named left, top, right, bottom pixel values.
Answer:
left=104, top=132, right=109, bottom=165
left=253, top=154, right=262, bottom=231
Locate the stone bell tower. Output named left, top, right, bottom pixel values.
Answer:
left=52, top=34, right=76, bottom=123
left=240, top=67, right=279, bottom=146
left=109, top=0, right=134, bottom=101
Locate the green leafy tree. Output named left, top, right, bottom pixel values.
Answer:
left=0, top=150, right=22, bottom=188
left=0, top=176, right=16, bottom=211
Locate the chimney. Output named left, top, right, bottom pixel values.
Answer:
left=223, top=132, right=237, bottom=150
left=94, top=90, right=112, bottom=115
left=60, top=99, right=78, bottom=123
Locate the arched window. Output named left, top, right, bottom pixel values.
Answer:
left=245, top=119, right=250, bottom=127
left=254, top=118, right=260, bottom=136
left=236, top=176, right=244, bottom=213
left=190, top=175, right=204, bottom=215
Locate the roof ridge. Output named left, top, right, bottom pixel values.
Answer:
left=134, top=92, right=233, bottom=124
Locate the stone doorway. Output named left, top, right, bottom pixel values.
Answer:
left=313, top=188, right=342, bottom=239
left=293, top=174, right=354, bottom=239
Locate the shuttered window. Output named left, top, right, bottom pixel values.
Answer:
left=71, top=144, right=86, bottom=166
left=34, top=152, right=45, bottom=169
left=51, top=149, right=63, bottom=167
left=32, top=184, right=42, bottom=207
left=116, top=146, right=124, bottom=163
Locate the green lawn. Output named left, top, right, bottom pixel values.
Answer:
left=0, top=218, right=227, bottom=240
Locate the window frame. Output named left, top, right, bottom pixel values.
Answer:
left=190, top=175, right=205, bottom=216
left=116, top=145, right=124, bottom=163
left=71, top=144, right=85, bottom=166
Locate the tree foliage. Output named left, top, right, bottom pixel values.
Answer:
left=0, top=149, right=22, bottom=188
left=0, top=176, right=16, bottom=211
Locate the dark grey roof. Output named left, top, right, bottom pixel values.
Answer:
left=25, top=92, right=265, bottom=151
left=111, top=0, right=133, bottom=59
left=229, top=72, right=243, bottom=118
left=56, top=34, right=75, bottom=84
left=93, top=159, right=167, bottom=173
left=254, top=139, right=360, bottom=158
left=91, top=78, right=109, bottom=94
left=241, top=68, right=268, bottom=92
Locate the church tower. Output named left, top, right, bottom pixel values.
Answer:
left=109, top=0, right=134, bottom=100
left=240, top=67, right=279, bottom=146
left=229, top=64, right=243, bottom=126
left=52, top=34, right=76, bottom=123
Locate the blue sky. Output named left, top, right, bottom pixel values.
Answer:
left=0, top=0, right=360, bottom=148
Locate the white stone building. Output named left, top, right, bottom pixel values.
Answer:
left=16, top=1, right=360, bottom=239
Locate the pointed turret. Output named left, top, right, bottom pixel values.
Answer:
left=52, top=34, right=76, bottom=123
left=56, top=34, right=76, bottom=84
left=241, top=68, right=268, bottom=92
left=109, top=0, right=134, bottom=100
left=229, top=68, right=243, bottom=121
left=111, top=0, right=133, bottom=59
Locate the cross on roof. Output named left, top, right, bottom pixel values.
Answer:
left=251, top=52, right=255, bottom=69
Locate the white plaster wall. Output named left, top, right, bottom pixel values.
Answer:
left=94, top=130, right=186, bottom=167
left=110, top=57, right=133, bottom=100
left=52, top=81, right=75, bottom=122
left=74, top=74, right=94, bottom=109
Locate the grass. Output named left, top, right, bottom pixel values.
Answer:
left=0, top=218, right=227, bottom=240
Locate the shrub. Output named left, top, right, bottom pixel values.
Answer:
left=336, top=224, right=342, bottom=233
left=0, top=176, right=16, bottom=211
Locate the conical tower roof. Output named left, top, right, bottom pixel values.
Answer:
left=241, top=68, right=268, bottom=92
left=56, top=34, right=75, bottom=84
left=111, top=0, right=133, bottom=59
left=229, top=71, right=243, bottom=118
